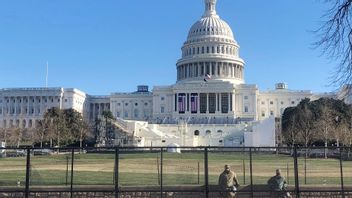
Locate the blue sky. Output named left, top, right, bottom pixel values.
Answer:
left=0, top=0, right=336, bottom=95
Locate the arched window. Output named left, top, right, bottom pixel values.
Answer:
left=206, top=130, right=211, bottom=134
left=217, top=130, right=223, bottom=133
left=194, top=130, right=200, bottom=136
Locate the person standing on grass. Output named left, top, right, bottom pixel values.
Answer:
left=218, top=164, right=240, bottom=198
left=267, top=169, right=291, bottom=198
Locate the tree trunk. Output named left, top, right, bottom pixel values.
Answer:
left=40, top=133, right=44, bottom=148
left=324, top=140, right=328, bottom=159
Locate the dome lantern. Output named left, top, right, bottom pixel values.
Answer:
left=203, top=0, right=217, bottom=17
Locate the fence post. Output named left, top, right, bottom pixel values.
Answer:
left=70, top=148, right=74, bottom=198
left=198, top=161, right=200, bottom=185
left=66, top=156, right=69, bottom=186
left=243, top=159, right=246, bottom=185
left=286, top=162, right=289, bottom=185
left=339, top=147, right=345, bottom=198
left=25, top=148, right=31, bottom=198
left=204, top=147, right=209, bottom=198
left=115, top=147, right=119, bottom=198
left=160, top=147, right=163, bottom=198
left=293, top=145, right=300, bottom=198
left=249, top=147, right=253, bottom=198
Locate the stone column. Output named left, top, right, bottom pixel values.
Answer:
left=13, top=97, right=16, bottom=116
left=228, top=93, right=231, bottom=112
left=219, top=93, right=222, bottom=113
left=197, top=93, right=200, bottom=115
left=214, top=62, right=217, bottom=77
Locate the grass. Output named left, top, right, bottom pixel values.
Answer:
left=0, top=152, right=351, bottom=187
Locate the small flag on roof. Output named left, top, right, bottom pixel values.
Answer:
left=204, top=74, right=211, bottom=82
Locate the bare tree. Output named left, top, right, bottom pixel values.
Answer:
left=314, top=102, right=334, bottom=158
left=35, top=120, right=48, bottom=148
left=7, top=126, right=22, bottom=148
left=316, top=0, right=352, bottom=87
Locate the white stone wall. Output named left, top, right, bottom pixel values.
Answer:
left=257, top=89, right=313, bottom=120
left=110, top=93, right=153, bottom=121
left=0, top=88, right=87, bottom=128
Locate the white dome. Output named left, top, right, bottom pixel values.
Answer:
left=176, top=0, right=245, bottom=85
left=187, top=16, right=234, bottom=41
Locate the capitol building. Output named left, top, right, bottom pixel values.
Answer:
left=0, top=0, right=346, bottom=147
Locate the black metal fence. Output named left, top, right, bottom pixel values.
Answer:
left=0, top=146, right=351, bottom=198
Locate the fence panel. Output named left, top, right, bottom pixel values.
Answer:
left=72, top=148, right=115, bottom=186
left=342, top=148, right=352, bottom=191
left=296, top=147, right=341, bottom=188
left=251, top=148, right=293, bottom=185
left=207, top=148, right=248, bottom=188
left=118, top=147, right=160, bottom=187
left=29, top=148, right=71, bottom=187
left=162, top=147, right=204, bottom=186
left=0, top=148, right=27, bottom=189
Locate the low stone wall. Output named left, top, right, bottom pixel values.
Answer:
left=0, top=185, right=351, bottom=198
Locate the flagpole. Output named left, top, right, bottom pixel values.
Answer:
left=46, top=61, right=48, bottom=88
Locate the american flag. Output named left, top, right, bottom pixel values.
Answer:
left=178, top=94, right=186, bottom=113
left=204, top=74, right=211, bottom=82
left=191, top=94, right=198, bottom=113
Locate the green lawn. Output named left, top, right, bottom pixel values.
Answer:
left=0, top=152, right=351, bottom=187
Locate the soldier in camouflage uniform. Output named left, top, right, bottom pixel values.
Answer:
left=267, top=169, right=291, bottom=198
left=218, top=165, right=239, bottom=198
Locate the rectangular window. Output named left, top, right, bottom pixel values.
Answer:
left=244, top=96, right=248, bottom=100
left=270, top=111, right=274, bottom=116
left=221, top=93, right=229, bottom=113
left=208, top=93, right=216, bottom=114
left=200, top=93, right=207, bottom=114
left=201, top=64, right=204, bottom=75
left=161, top=106, right=165, bottom=113
left=190, top=93, right=198, bottom=114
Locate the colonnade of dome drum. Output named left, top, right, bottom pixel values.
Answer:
left=177, top=61, right=243, bottom=81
